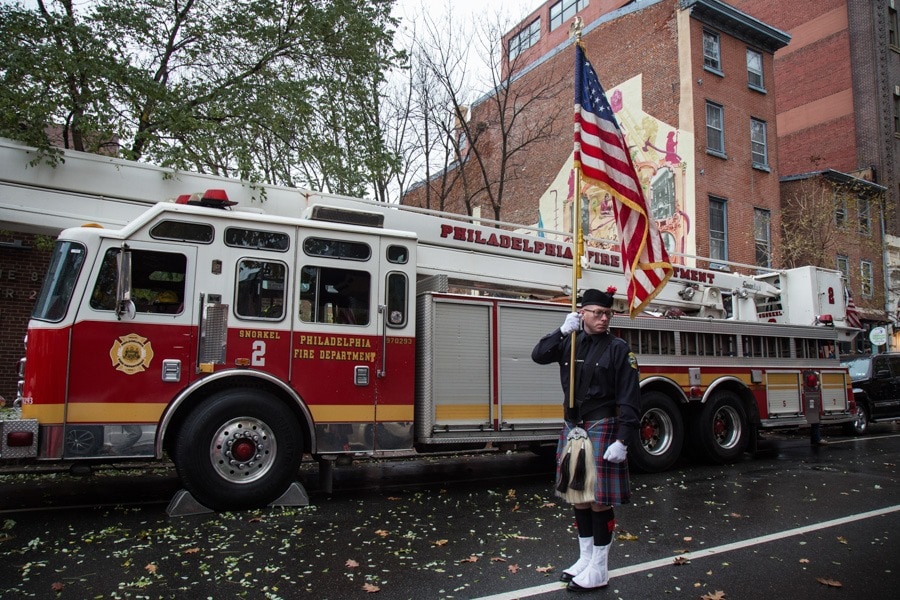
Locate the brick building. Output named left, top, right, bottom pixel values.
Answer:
left=403, top=0, right=790, bottom=274
left=0, top=233, right=51, bottom=403
left=726, top=0, right=898, bottom=344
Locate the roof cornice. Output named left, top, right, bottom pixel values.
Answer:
left=681, top=0, right=791, bottom=52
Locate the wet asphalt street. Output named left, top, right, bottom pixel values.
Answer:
left=0, top=424, right=897, bottom=600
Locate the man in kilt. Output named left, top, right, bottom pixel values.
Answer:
left=532, top=287, right=640, bottom=592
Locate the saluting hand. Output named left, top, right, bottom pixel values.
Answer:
left=560, top=312, right=582, bottom=335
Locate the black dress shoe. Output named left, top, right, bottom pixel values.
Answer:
left=811, top=439, right=829, bottom=447
left=560, top=571, right=575, bottom=583
left=566, top=580, right=608, bottom=592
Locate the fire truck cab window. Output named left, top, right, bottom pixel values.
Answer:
left=225, top=228, right=290, bottom=251
left=303, top=237, right=371, bottom=261
left=32, top=241, right=86, bottom=322
left=150, top=220, right=214, bottom=243
left=235, top=259, right=287, bottom=319
left=90, top=249, right=187, bottom=314
left=299, top=265, right=370, bottom=325
left=386, top=272, right=408, bottom=327
left=386, top=245, right=409, bottom=264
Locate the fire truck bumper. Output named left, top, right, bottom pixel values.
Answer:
left=0, top=419, right=39, bottom=459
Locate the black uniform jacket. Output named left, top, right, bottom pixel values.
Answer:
left=532, top=328, right=641, bottom=445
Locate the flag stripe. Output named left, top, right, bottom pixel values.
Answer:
left=574, top=43, right=673, bottom=316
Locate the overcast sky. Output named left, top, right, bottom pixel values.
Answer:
left=392, top=0, right=546, bottom=33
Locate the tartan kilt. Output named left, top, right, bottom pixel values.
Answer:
left=556, top=419, right=631, bottom=505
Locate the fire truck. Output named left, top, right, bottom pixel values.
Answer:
left=1, top=140, right=858, bottom=511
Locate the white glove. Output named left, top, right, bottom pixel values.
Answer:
left=603, top=440, right=628, bottom=463
left=560, top=312, right=582, bottom=335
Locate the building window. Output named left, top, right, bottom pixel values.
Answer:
left=750, top=118, right=768, bottom=168
left=894, top=88, right=900, bottom=134
left=754, top=208, right=771, bottom=269
left=706, top=101, right=725, bottom=155
left=549, top=0, right=587, bottom=31
left=703, top=29, right=722, bottom=73
left=746, top=49, right=764, bottom=90
left=860, top=260, right=874, bottom=298
left=509, top=18, right=541, bottom=61
left=890, top=5, right=899, bottom=48
left=858, top=196, right=871, bottom=235
left=835, top=192, right=847, bottom=228
left=836, top=255, right=850, bottom=279
left=709, top=196, right=727, bottom=268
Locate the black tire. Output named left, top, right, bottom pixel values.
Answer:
left=691, top=391, right=749, bottom=464
left=629, top=391, right=684, bottom=473
left=173, top=388, right=303, bottom=511
left=844, top=402, right=869, bottom=436
left=65, top=426, right=104, bottom=457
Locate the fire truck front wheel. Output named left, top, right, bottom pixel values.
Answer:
left=172, top=389, right=303, bottom=511
left=629, top=391, right=684, bottom=473
left=691, top=391, right=749, bottom=464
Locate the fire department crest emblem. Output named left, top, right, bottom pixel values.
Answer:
left=109, top=334, right=154, bottom=375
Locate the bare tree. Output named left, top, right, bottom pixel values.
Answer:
left=402, top=4, right=567, bottom=223
left=781, top=176, right=886, bottom=269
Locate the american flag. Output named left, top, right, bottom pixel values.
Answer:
left=574, top=44, right=672, bottom=317
left=845, top=289, right=862, bottom=329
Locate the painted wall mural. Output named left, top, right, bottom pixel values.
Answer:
left=537, top=74, right=695, bottom=266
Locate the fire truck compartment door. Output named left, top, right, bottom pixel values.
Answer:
left=765, top=371, right=802, bottom=416
left=496, top=304, right=564, bottom=430
left=426, top=300, right=493, bottom=433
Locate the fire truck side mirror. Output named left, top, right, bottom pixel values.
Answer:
left=115, top=245, right=135, bottom=321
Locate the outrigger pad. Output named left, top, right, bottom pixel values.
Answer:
left=166, top=481, right=310, bottom=517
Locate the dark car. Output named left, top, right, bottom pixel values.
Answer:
left=840, top=353, right=900, bottom=435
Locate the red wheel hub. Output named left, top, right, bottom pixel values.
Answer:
left=231, top=438, right=257, bottom=462
left=714, top=419, right=726, bottom=436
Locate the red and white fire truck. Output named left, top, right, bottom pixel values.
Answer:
left=1, top=141, right=858, bottom=510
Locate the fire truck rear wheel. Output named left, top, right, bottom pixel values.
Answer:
left=173, top=389, right=303, bottom=511
left=629, top=391, right=684, bottom=473
left=691, top=391, right=748, bottom=464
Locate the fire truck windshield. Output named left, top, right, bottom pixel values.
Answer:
left=32, top=241, right=87, bottom=322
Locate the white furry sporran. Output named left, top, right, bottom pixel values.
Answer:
left=555, top=426, right=597, bottom=504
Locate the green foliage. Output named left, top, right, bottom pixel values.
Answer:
left=0, top=0, right=404, bottom=196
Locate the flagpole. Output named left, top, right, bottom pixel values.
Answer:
left=568, top=18, right=585, bottom=410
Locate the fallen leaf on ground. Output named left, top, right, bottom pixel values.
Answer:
left=432, top=539, right=449, bottom=546
left=346, top=559, right=359, bottom=568
left=817, top=578, right=842, bottom=588
left=51, top=582, right=64, bottom=592
left=508, top=564, right=520, bottom=573
left=183, top=547, right=200, bottom=554
left=673, top=557, right=690, bottom=566
left=799, top=558, right=810, bottom=564
left=491, top=557, right=507, bottom=563
left=618, top=532, right=639, bottom=541
left=700, top=591, right=726, bottom=600
left=536, top=565, right=554, bottom=573
left=145, top=563, right=157, bottom=574
left=374, top=529, right=389, bottom=537
left=362, top=583, right=380, bottom=593
left=836, top=536, right=848, bottom=545
left=459, top=555, right=478, bottom=563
